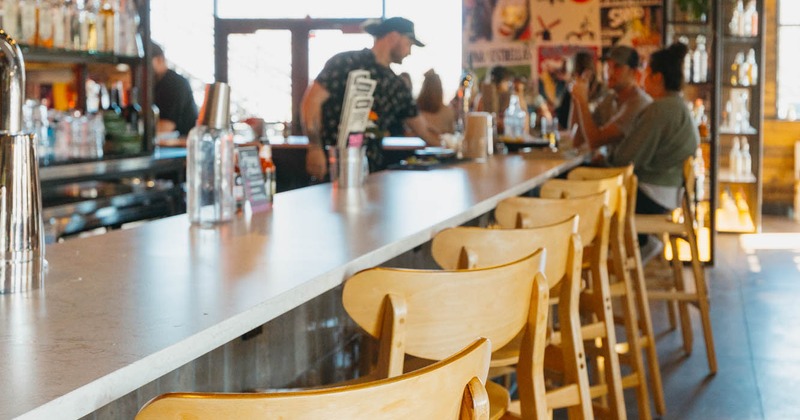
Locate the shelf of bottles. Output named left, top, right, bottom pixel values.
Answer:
left=716, top=0, right=763, bottom=234
left=665, top=0, right=716, bottom=262
left=2, top=0, right=147, bottom=164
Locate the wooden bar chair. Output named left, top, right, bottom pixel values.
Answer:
left=634, top=157, right=717, bottom=374
left=566, top=165, right=667, bottom=415
left=491, top=192, right=626, bottom=420
left=343, top=249, right=551, bottom=420
left=136, top=338, right=493, bottom=420
left=539, top=174, right=659, bottom=420
left=429, top=217, right=592, bottom=420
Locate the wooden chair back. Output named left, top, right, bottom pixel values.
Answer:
left=136, top=338, right=493, bottom=420
left=568, top=164, right=636, bottom=222
left=343, top=249, right=546, bottom=365
left=494, top=191, right=609, bottom=257
left=432, top=215, right=577, bottom=289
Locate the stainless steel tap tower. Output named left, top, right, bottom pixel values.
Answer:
left=0, top=30, right=45, bottom=293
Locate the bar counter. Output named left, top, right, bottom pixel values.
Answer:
left=1, top=152, right=585, bottom=419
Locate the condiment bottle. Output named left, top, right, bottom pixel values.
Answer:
left=259, top=141, right=276, bottom=204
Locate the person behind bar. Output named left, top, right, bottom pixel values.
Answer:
left=570, top=45, right=651, bottom=155
left=609, top=42, right=700, bottom=262
left=300, top=17, right=440, bottom=179
left=151, top=42, right=198, bottom=137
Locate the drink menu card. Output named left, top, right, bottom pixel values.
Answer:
left=337, top=69, right=376, bottom=149
left=237, top=146, right=271, bottom=213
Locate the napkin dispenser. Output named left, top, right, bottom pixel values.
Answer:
left=461, top=112, right=493, bottom=160
left=0, top=30, right=45, bottom=293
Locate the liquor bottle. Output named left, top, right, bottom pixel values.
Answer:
left=679, top=36, right=692, bottom=83
left=747, top=0, right=758, bottom=36
left=3, top=0, right=20, bottom=40
left=729, top=136, right=743, bottom=178
left=694, top=147, right=706, bottom=201
left=731, top=52, right=742, bottom=85
left=746, top=48, right=758, bottom=85
left=692, top=35, right=708, bottom=83
left=737, top=51, right=749, bottom=87
left=123, top=86, right=142, bottom=137
left=741, top=137, right=752, bottom=177
left=52, top=0, right=67, bottom=48
left=259, top=142, right=276, bottom=204
left=19, top=0, right=38, bottom=45
left=98, top=0, right=114, bottom=52
left=37, top=0, right=55, bottom=48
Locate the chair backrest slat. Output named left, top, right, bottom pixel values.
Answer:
left=136, top=339, right=493, bottom=420
left=343, top=249, right=545, bottom=361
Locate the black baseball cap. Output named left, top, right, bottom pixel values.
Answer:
left=604, top=45, right=640, bottom=69
left=363, top=17, right=425, bottom=47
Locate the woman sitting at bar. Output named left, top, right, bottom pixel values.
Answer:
left=607, top=42, right=699, bottom=260
left=417, top=69, right=456, bottom=135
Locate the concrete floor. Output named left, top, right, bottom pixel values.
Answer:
left=623, top=215, right=800, bottom=419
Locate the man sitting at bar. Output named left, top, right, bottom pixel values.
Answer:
left=570, top=45, right=652, bottom=158
left=300, top=17, right=440, bottom=180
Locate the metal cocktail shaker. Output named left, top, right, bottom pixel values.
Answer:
left=186, top=82, right=234, bottom=227
left=0, top=31, right=45, bottom=293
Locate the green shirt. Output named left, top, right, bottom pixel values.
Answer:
left=609, top=92, right=698, bottom=187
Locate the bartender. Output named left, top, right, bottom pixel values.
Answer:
left=151, top=42, right=198, bottom=137
left=300, top=17, right=439, bottom=179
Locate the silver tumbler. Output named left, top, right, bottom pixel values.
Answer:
left=0, top=30, right=45, bottom=293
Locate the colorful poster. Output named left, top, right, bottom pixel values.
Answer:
left=600, top=0, right=663, bottom=62
left=532, top=0, right=601, bottom=45
left=463, top=0, right=535, bottom=79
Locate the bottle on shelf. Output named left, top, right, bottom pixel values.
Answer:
left=694, top=147, right=706, bottom=201
left=123, top=86, right=142, bottom=137
left=731, top=52, right=744, bottom=85
left=729, top=136, right=743, bottom=178
left=746, top=48, right=758, bottom=85
left=737, top=51, right=749, bottom=87
left=679, top=35, right=692, bottom=83
left=730, top=0, right=746, bottom=36
left=98, top=0, right=115, bottom=53
left=259, top=142, right=276, bottom=205
left=741, top=137, right=752, bottom=178
left=3, top=0, right=21, bottom=41
left=38, top=0, right=55, bottom=48
left=746, top=0, right=758, bottom=36
left=692, top=34, right=708, bottom=83
left=19, top=0, right=38, bottom=45
left=52, top=0, right=69, bottom=49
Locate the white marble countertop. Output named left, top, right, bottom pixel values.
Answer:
left=0, top=153, right=585, bottom=419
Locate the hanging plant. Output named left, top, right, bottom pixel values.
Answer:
left=677, top=0, right=710, bottom=21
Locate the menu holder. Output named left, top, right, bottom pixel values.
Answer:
left=337, top=69, right=376, bottom=149
left=237, top=146, right=271, bottom=213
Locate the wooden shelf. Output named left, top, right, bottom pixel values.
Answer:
left=19, top=45, right=142, bottom=65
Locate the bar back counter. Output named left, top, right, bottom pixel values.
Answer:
left=0, top=152, right=585, bottom=419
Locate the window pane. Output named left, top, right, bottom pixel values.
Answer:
left=778, top=26, right=800, bottom=118
left=780, top=0, right=800, bottom=25
left=228, top=31, right=292, bottom=122
left=309, top=31, right=374, bottom=80
left=216, top=0, right=382, bottom=19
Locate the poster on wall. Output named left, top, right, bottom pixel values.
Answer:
left=532, top=0, right=601, bottom=110
left=462, top=0, right=534, bottom=82
left=600, top=0, right=663, bottom=63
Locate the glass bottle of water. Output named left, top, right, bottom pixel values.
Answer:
left=187, top=83, right=234, bottom=227
left=692, top=35, right=708, bottom=83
